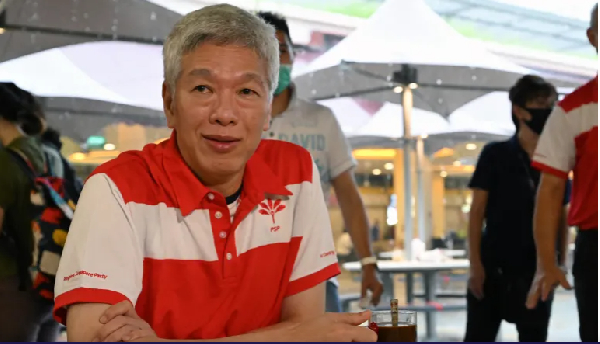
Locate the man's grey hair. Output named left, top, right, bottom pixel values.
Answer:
left=163, top=4, right=280, bottom=94
left=590, top=3, right=598, bottom=29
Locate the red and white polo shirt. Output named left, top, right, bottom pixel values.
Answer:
left=53, top=133, right=340, bottom=339
left=533, top=76, right=598, bottom=230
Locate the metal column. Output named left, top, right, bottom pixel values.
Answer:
left=416, top=135, right=427, bottom=244
left=402, top=88, right=413, bottom=261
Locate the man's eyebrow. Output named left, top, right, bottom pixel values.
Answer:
left=187, top=69, right=266, bottom=87
left=240, top=72, right=267, bottom=87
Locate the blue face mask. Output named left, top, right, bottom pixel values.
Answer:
left=274, top=65, right=292, bottom=96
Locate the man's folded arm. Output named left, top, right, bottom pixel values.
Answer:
left=53, top=173, right=144, bottom=342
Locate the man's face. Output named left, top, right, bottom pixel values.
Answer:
left=163, top=44, right=271, bottom=179
left=587, top=26, right=598, bottom=52
left=276, top=31, right=294, bottom=65
left=516, top=96, right=555, bottom=120
left=587, top=6, right=598, bottom=52
left=513, top=95, right=556, bottom=135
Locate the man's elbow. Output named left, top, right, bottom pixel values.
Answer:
left=538, top=173, right=566, bottom=201
left=65, top=303, right=111, bottom=342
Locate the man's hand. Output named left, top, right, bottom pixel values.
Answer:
left=289, top=311, right=377, bottom=342
left=94, top=301, right=156, bottom=342
left=468, top=261, right=485, bottom=300
left=526, top=264, right=571, bottom=309
left=361, top=265, right=383, bottom=306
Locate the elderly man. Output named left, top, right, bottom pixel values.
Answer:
left=256, top=11, right=383, bottom=313
left=53, top=4, right=376, bottom=342
left=526, top=3, right=598, bottom=342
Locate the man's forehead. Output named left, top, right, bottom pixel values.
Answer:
left=186, top=68, right=267, bottom=85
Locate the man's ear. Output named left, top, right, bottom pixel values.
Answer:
left=163, top=82, right=176, bottom=129
left=512, top=104, right=525, bottom=121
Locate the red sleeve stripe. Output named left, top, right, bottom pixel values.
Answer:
left=531, top=161, right=569, bottom=179
left=53, top=288, right=131, bottom=325
left=286, top=263, right=341, bottom=297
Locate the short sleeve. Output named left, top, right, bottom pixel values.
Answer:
left=469, top=143, right=496, bottom=191
left=286, top=161, right=340, bottom=297
left=532, top=107, right=573, bottom=179
left=325, top=112, right=356, bottom=180
left=0, top=152, right=17, bottom=209
left=53, top=173, right=144, bottom=324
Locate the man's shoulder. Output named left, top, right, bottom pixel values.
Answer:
left=292, top=98, right=338, bottom=123
left=256, top=139, right=315, bottom=181
left=481, top=140, right=511, bottom=155
left=0, top=148, right=18, bottom=180
left=257, top=139, right=313, bottom=163
left=558, top=77, right=598, bottom=114
left=88, top=144, right=167, bottom=204
left=91, top=150, right=149, bottom=180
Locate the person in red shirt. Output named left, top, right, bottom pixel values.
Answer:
left=527, top=3, right=598, bottom=342
left=54, top=4, right=376, bottom=342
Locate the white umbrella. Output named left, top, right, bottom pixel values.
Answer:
left=293, top=0, right=535, bottom=260
left=0, top=41, right=164, bottom=111
left=318, top=97, right=372, bottom=134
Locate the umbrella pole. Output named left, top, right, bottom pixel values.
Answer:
left=402, top=88, right=413, bottom=261
left=416, top=136, right=427, bottom=245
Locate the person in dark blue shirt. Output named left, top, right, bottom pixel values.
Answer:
left=464, top=75, right=571, bottom=342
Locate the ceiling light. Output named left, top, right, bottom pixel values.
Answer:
left=372, top=169, right=382, bottom=175
left=71, top=152, right=86, bottom=160
left=103, top=143, right=116, bottom=151
left=440, top=171, right=447, bottom=178
left=409, top=83, right=418, bottom=89
left=453, top=161, right=461, bottom=166
left=384, top=162, right=394, bottom=170
left=393, top=86, right=403, bottom=93
left=466, top=143, right=477, bottom=150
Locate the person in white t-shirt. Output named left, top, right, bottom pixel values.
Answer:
left=257, top=12, right=383, bottom=312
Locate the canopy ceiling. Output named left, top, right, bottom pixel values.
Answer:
left=293, top=0, right=577, bottom=116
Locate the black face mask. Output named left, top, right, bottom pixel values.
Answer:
left=523, top=107, right=553, bottom=135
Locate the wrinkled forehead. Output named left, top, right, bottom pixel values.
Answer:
left=180, top=44, right=269, bottom=85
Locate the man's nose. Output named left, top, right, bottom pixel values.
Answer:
left=210, top=93, right=238, bottom=126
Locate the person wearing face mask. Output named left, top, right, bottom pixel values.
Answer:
left=256, top=12, right=383, bottom=313
left=526, top=4, right=598, bottom=342
left=464, top=75, right=571, bottom=342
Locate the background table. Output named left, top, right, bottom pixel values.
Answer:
left=343, top=259, right=470, bottom=341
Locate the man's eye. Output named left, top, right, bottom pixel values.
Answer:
left=194, top=85, right=210, bottom=93
left=239, top=88, right=257, bottom=96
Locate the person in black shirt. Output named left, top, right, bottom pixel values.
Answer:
left=464, top=75, right=570, bottom=342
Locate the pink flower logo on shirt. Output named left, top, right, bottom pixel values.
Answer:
left=259, top=199, right=286, bottom=226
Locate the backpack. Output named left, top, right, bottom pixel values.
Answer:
left=6, top=148, right=77, bottom=302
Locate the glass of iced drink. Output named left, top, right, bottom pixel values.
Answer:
left=368, top=301, right=417, bottom=342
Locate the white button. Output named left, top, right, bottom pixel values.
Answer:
left=226, top=253, right=233, bottom=260
left=207, top=193, right=214, bottom=200
left=215, top=211, right=222, bottom=219
left=219, top=231, right=226, bottom=239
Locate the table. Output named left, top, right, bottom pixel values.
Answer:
left=378, top=249, right=466, bottom=260
left=343, top=259, right=470, bottom=341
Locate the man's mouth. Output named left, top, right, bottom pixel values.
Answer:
left=202, top=135, right=241, bottom=143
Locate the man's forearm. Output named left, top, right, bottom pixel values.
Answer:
left=339, top=195, right=373, bottom=260
left=534, top=182, right=565, bottom=269
left=557, top=208, right=569, bottom=266
left=467, top=213, right=483, bottom=264
left=147, top=322, right=296, bottom=342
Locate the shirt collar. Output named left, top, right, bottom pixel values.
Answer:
left=161, top=131, right=291, bottom=217
left=508, top=134, right=530, bottom=162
